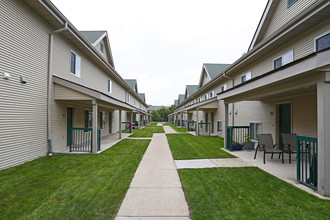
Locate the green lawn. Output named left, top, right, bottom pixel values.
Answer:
left=163, top=122, right=187, bottom=133
left=179, top=167, right=330, bottom=220
left=166, top=134, right=234, bottom=159
left=145, top=122, right=158, bottom=127
left=0, top=139, right=150, bottom=219
left=123, top=127, right=165, bottom=137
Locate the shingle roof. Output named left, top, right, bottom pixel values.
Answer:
left=204, top=63, right=231, bottom=79
left=80, top=31, right=106, bottom=44
left=178, top=94, right=185, bottom=103
left=138, top=93, right=145, bottom=102
left=186, top=85, right=198, bottom=96
left=124, top=79, right=137, bottom=92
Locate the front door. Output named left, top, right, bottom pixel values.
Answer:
left=211, top=112, right=214, bottom=134
left=109, top=112, right=112, bottom=133
left=67, top=107, right=74, bottom=146
left=205, top=112, right=208, bottom=132
left=279, top=103, right=291, bottom=143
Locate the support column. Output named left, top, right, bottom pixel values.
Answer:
left=317, top=72, right=330, bottom=196
left=224, top=103, right=229, bottom=150
left=196, top=108, right=199, bottom=136
left=92, top=100, right=98, bottom=153
left=119, top=109, right=122, bottom=139
left=130, top=111, right=133, bottom=133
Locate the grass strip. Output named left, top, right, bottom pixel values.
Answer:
left=167, top=133, right=234, bottom=159
left=163, top=122, right=187, bottom=132
left=178, top=167, right=330, bottom=220
left=0, top=139, right=150, bottom=219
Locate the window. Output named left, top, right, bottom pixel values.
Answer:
left=108, top=79, right=112, bottom=93
left=205, top=73, right=208, bottom=78
left=250, top=122, right=262, bottom=141
left=205, top=94, right=209, bottom=100
left=274, top=50, right=293, bottom=69
left=217, top=121, right=222, bottom=133
left=127, top=94, right=130, bottom=103
left=198, top=97, right=201, bottom=102
left=100, top=42, right=104, bottom=53
left=315, top=32, right=330, bottom=52
left=84, top=110, right=92, bottom=128
left=70, top=51, right=81, bottom=77
left=287, top=0, right=298, bottom=8
left=221, top=84, right=227, bottom=92
left=210, top=91, right=215, bottom=98
left=99, top=112, right=106, bottom=129
left=241, top=71, right=251, bottom=83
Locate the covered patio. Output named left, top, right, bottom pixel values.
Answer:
left=218, top=50, right=330, bottom=196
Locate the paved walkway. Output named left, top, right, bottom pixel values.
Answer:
left=163, top=126, right=177, bottom=134
left=116, top=132, right=190, bottom=219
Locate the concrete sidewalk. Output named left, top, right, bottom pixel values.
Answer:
left=163, top=126, right=177, bottom=134
left=116, top=133, right=190, bottom=219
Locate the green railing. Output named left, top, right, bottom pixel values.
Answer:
left=187, top=121, right=196, bottom=132
left=297, top=136, right=318, bottom=190
left=198, top=122, right=211, bottom=136
left=226, top=126, right=250, bottom=151
left=70, top=127, right=101, bottom=152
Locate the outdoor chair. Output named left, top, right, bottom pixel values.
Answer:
left=254, top=134, right=284, bottom=164
left=280, top=133, right=297, bottom=164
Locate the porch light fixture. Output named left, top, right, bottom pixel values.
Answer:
left=229, top=111, right=232, bottom=115
left=235, top=110, right=238, bottom=115
left=3, top=72, right=11, bottom=79
left=20, top=76, right=27, bottom=83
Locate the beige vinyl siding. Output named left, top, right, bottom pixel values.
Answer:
left=52, top=36, right=127, bottom=102
left=0, top=0, right=51, bottom=170
left=54, top=84, right=93, bottom=100
left=230, top=19, right=330, bottom=88
left=95, top=39, right=108, bottom=62
left=292, top=93, right=317, bottom=138
left=263, top=0, right=317, bottom=40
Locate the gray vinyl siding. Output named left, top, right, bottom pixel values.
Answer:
left=52, top=35, right=127, bottom=102
left=0, top=0, right=51, bottom=170
left=263, top=0, right=317, bottom=40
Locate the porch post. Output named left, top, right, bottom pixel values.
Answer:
left=92, top=100, right=98, bottom=153
left=119, top=109, right=122, bottom=139
left=224, top=103, right=229, bottom=150
left=196, top=108, right=199, bottom=136
left=130, top=111, right=133, bottom=133
left=317, top=72, right=330, bottom=196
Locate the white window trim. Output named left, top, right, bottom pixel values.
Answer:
left=273, top=50, right=293, bottom=69
left=249, top=121, right=262, bottom=141
left=241, top=71, right=252, bottom=83
left=221, top=84, right=227, bottom=92
left=127, top=94, right=130, bottom=103
left=70, top=50, right=81, bottom=78
left=210, top=90, right=215, bottom=98
left=205, top=94, right=209, bottom=100
left=108, top=79, right=112, bottom=93
left=314, top=30, right=330, bottom=52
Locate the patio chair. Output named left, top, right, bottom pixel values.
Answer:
left=280, top=133, right=297, bottom=164
left=254, top=134, right=284, bottom=164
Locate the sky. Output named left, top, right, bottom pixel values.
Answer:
left=51, top=0, right=267, bottom=106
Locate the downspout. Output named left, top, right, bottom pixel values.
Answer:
left=47, top=22, right=68, bottom=156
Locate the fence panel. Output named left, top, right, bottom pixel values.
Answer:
left=226, top=126, right=250, bottom=151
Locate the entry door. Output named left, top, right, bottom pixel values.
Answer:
left=67, top=107, right=74, bottom=146
left=109, top=112, right=112, bottom=133
left=205, top=113, right=208, bottom=132
left=279, top=103, right=291, bottom=143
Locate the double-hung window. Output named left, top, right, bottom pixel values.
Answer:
left=205, top=94, right=209, bottom=100
left=315, top=31, right=330, bottom=52
left=100, top=42, right=104, bottom=53
left=127, top=94, right=130, bottom=103
left=70, top=51, right=81, bottom=77
left=250, top=122, right=262, bottom=141
left=221, top=84, right=227, bottom=92
left=99, top=112, right=106, bottom=129
left=241, top=71, right=251, bottom=83
left=84, top=110, right=92, bottom=128
left=108, top=79, right=112, bottom=93
left=210, top=91, right=215, bottom=98
left=217, top=121, right=222, bottom=133
left=274, top=50, right=293, bottom=69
